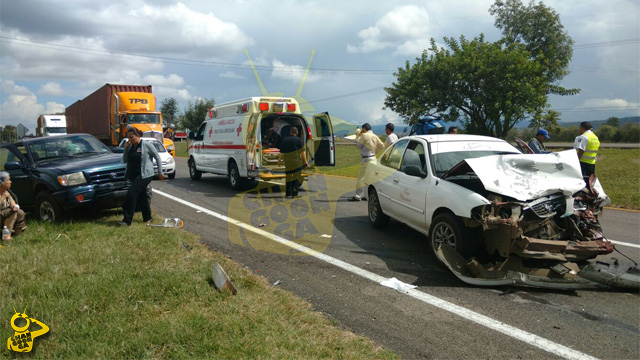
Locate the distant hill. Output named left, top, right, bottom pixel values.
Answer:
left=561, top=116, right=639, bottom=129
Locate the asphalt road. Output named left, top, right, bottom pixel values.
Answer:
left=149, top=157, right=639, bottom=359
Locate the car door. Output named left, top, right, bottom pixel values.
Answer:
left=0, top=145, right=35, bottom=207
left=372, top=139, right=409, bottom=215
left=192, top=122, right=208, bottom=170
left=312, top=112, right=335, bottom=166
left=394, top=140, right=429, bottom=230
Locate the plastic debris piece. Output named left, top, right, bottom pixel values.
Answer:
left=258, top=223, right=267, bottom=227
left=273, top=280, right=281, bottom=286
left=181, top=241, right=192, bottom=251
left=319, top=234, right=332, bottom=238
left=380, top=277, right=418, bottom=292
left=148, top=218, right=184, bottom=228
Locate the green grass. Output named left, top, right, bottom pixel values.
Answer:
left=594, top=148, right=640, bottom=209
left=0, top=212, right=397, bottom=359
left=174, top=140, right=189, bottom=158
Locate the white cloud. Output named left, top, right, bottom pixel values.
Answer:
left=220, top=71, right=245, bottom=79
left=271, top=59, right=322, bottom=84
left=38, top=82, right=64, bottom=96
left=581, top=98, right=640, bottom=109
left=142, top=74, right=185, bottom=88
left=1, top=80, right=65, bottom=131
left=347, top=6, right=432, bottom=56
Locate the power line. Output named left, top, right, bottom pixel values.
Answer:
left=0, top=36, right=393, bottom=74
left=573, top=38, right=639, bottom=49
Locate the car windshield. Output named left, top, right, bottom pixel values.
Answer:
left=433, top=150, right=518, bottom=178
left=28, top=135, right=110, bottom=161
left=46, top=127, right=67, bottom=133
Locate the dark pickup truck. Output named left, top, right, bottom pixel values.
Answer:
left=1, top=134, right=129, bottom=221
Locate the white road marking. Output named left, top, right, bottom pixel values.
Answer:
left=153, top=188, right=598, bottom=360
left=608, top=240, right=640, bottom=249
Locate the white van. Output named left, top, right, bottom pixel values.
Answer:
left=36, top=115, right=67, bottom=137
left=188, top=97, right=335, bottom=189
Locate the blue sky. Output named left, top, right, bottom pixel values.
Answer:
left=1, top=0, right=638, bottom=134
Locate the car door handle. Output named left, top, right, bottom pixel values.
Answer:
left=393, top=177, right=399, bottom=183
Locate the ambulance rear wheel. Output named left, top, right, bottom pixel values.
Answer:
left=189, top=158, right=202, bottom=180
left=228, top=162, right=244, bottom=190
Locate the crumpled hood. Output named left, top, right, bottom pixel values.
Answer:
left=463, top=150, right=586, bottom=201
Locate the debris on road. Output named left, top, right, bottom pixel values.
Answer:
left=212, top=262, right=237, bottom=295
left=273, top=280, right=281, bottom=286
left=380, top=277, right=417, bottom=292
left=319, top=234, right=332, bottom=238
left=147, top=218, right=184, bottom=228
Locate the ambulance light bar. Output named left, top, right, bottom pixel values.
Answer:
left=236, top=103, right=249, bottom=114
left=259, top=102, right=269, bottom=111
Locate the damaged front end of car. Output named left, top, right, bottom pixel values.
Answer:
left=439, top=150, right=639, bottom=290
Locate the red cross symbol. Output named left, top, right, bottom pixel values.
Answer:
left=208, top=127, right=213, bottom=137
left=236, top=124, right=242, bottom=136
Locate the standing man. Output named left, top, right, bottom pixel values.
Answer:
left=384, top=123, right=398, bottom=148
left=349, top=123, right=384, bottom=202
left=448, top=126, right=458, bottom=134
left=574, top=122, right=600, bottom=178
left=278, top=127, right=308, bottom=198
left=528, top=129, right=551, bottom=154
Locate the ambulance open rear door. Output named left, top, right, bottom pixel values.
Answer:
left=312, top=112, right=335, bottom=166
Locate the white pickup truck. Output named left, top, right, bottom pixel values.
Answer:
left=363, top=134, right=638, bottom=290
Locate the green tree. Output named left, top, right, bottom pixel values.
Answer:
left=385, top=35, right=547, bottom=138
left=596, top=124, right=616, bottom=142
left=490, top=0, right=578, bottom=96
left=160, top=97, right=179, bottom=126
left=181, top=98, right=214, bottom=132
left=605, top=116, right=620, bottom=127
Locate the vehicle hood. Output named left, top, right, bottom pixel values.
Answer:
left=448, top=150, right=586, bottom=202
left=36, top=152, right=125, bottom=173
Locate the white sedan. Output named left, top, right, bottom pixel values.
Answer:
left=362, top=134, right=632, bottom=289
left=119, top=137, right=176, bottom=179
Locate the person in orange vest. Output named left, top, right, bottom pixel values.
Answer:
left=573, top=122, right=600, bottom=178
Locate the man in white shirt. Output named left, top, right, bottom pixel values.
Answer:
left=384, top=123, right=398, bottom=148
left=349, top=123, right=384, bottom=201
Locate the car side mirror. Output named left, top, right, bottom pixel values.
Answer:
left=4, top=162, right=24, bottom=170
left=188, top=131, right=195, bottom=140
left=404, top=165, right=427, bottom=178
left=112, top=147, right=124, bottom=153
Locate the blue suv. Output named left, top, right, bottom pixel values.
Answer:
left=1, top=134, right=129, bottom=221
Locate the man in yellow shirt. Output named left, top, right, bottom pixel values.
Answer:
left=349, top=123, right=384, bottom=201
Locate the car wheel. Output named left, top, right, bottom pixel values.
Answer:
left=228, top=162, right=244, bottom=190
left=35, top=191, right=62, bottom=222
left=368, top=188, right=390, bottom=228
left=168, top=170, right=176, bottom=179
left=429, top=213, right=473, bottom=265
left=189, top=158, right=202, bottom=180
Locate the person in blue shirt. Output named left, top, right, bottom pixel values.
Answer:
left=529, top=129, right=551, bottom=154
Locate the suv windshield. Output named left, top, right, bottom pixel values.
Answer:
left=29, top=135, right=110, bottom=161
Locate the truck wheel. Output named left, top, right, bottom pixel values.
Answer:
left=35, top=191, right=63, bottom=222
left=189, top=158, right=202, bottom=180
left=368, top=188, right=389, bottom=228
left=228, top=162, right=244, bottom=190
left=428, top=213, right=473, bottom=266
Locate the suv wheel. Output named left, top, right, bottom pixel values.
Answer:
left=35, top=191, right=62, bottom=222
left=189, top=158, right=202, bottom=180
left=368, top=188, right=389, bottom=228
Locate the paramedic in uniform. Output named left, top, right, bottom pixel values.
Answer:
left=278, top=127, right=308, bottom=198
left=384, top=123, right=398, bottom=148
left=574, top=121, right=600, bottom=178
left=349, top=123, right=384, bottom=202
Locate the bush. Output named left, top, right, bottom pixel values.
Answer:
left=596, top=124, right=617, bottom=142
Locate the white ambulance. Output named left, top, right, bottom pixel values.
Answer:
left=188, top=97, right=335, bottom=190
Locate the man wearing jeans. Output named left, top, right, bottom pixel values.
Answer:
left=349, top=123, right=384, bottom=201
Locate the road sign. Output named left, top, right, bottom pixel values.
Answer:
left=16, top=124, right=29, bottom=139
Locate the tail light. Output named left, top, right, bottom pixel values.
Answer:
left=287, top=103, right=296, bottom=112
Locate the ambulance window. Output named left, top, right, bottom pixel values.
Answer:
left=196, top=122, right=207, bottom=141
left=316, top=117, right=331, bottom=137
